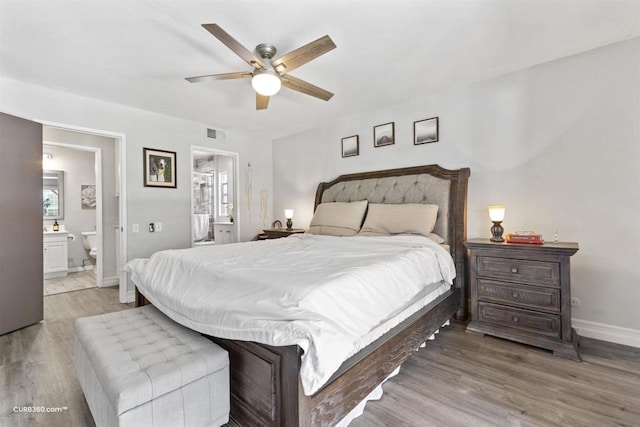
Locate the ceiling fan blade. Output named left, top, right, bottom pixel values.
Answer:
left=272, top=35, right=336, bottom=73
left=185, top=71, right=252, bottom=83
left=256, top=93, right=270, bottom=110
left=202, top=24, right=264, bottom=68
left=281, top=75, right=333, bottom=101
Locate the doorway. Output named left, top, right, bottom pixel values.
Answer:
left=191, top=146, right=239, bottom=246
left=42, top=142, right=101, bottom=295
left=40, top=122, right=128, bottom=303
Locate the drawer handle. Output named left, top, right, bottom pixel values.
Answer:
left=511, top=291, right=519, bottom=298
left=511, top=267, right=519, bottom=274
left=512, top=316, right=520, bottom=323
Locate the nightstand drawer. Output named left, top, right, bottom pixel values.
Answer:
left=478, top=302, right=561, bottom=338
left=478, top=279, right=560, bottom=312
left=478, top=256, right=559, bottom=287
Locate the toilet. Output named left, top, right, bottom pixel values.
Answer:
left=81, top=231, right=97, bottom=259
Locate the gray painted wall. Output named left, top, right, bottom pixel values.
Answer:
left=272, top=38, right=640, bottom=342
left=0, top=77, right=274, bottom=301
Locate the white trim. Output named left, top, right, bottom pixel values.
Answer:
left=95, top=148, right=103, bottom=287
left=190, top=145, right=240, bottom=245
left=39, top=120, right=128, bottom=302
left=101, top=276, right=119, bottom=286
left=573, top=318, right=640, bottom=348
left=68, top=265, right=95, bottom=273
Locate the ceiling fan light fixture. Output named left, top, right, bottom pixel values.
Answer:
left=252, top=69, right=281, bottom=96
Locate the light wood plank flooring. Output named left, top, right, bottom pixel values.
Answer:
left=43, top=270, right=97, bottom=296
left=1, top=288, right=638, bottom=427
left=0, top=287, right=131, bottom=427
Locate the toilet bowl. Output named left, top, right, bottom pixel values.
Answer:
left=81, top=231, right=97, bottom=258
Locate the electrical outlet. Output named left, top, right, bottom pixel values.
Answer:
left=132, top=224, right=139, bottom=233
left=156, top=222, right=163, bottom=232
left=571, top=297, right=581, bottom=307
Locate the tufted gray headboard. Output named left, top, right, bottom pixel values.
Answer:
left=314, top=164, right=471, bottom=319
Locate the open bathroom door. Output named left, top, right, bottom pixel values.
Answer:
left=0, top=112, right=43, bottom=335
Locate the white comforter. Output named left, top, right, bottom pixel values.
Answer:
left=125, top=234, right=455, bottom=395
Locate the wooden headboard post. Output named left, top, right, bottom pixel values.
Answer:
left=314, top=164, right=471, bottom=320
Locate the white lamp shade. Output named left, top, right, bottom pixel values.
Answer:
left=252, top=71, right=281, bottom=96
left=284, top=209, right=294, bottom=219
left=488, top=205, right=506, bottom=222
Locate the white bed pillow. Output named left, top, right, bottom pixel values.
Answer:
left=358, top=203, right=439, bottom=238
left=306, top=200, right=368, bottom=236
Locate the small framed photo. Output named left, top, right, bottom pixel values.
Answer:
left=81, top=185, right=96, bottom=209
left=374, top=122, right=395, bottom=147
left=144, top=148, right=177, bottom=188
left=414, top=117, right=439, bottom=145
left=341, top=135, right=359, bottom=158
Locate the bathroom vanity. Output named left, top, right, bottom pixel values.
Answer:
left=43, top=230, right=69, bottom=279
left=214, top=222, right=236, bottom=245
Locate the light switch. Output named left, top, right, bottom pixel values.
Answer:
left=132, top=224, right=139, bottom=233
left=156, top=222, right=163, bottom=232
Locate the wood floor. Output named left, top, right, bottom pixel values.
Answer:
left=1, top=288, right=638, bottom=427
left=43, top=269, right=97, bottom=296
left=0, top=287, right=131, bottom=427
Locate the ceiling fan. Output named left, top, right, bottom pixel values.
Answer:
left=185, top=24, right=336, bottom=110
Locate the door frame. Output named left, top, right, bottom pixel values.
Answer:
left=38, top=120, right=128, bottom=303
left=190, top=145, right=240, bottom=245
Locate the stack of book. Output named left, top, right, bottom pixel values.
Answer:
left=506, top=231, right=544, bottom=245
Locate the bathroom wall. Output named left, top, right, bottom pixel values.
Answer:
left=42, top=144, right=96, bottom=271
left=193, top=154, right=215, bottom=242
left=216, top=155, right=234, bottom=223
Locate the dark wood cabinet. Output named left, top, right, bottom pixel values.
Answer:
left=258, top=228, right=306, bottom=240
left=465, top=238, right=580, bottom=360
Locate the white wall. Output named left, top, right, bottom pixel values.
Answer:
left=273, top=38, right=640, bottom=345
left=1, top=77, right=273, bottom=299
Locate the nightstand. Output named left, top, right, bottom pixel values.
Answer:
left=464, top=238, right=580, bottom=360
left=258, top=228, right=306, bottom=240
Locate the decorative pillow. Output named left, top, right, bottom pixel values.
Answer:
left=306, top=200, right=368, bottom=236
left=357, top=231, right=445, bottom=244
left=358, top=203, right=439, bottom=237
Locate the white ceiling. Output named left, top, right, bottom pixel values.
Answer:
left=1, top=0, right=639, bottom=140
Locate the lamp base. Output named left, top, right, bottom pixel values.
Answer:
left=286, top=218, right=293, bottom=231
left=490, top=222, right=505, bottom=242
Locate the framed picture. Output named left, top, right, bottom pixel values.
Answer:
left=414, top=117, right=439, bottom=145
left=144, top=148, right=177, bottom=188
left=374, top=122, right=395, bottom=147
left=341, top=135, right=359, bottom=158
left=81, top=185, right=96, bottom=209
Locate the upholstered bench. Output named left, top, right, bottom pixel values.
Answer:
left=74, top=305, right=229, bottom=427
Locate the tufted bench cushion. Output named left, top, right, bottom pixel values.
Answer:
left=74, top=305, right=229, bottom=427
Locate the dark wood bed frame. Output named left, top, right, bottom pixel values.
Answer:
left=136, top=164, right=470, bottom=426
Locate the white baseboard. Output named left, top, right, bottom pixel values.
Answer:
left=573, top=318, right=640, bottom=348
left=98, top=276, right=119, bottom=287
left=68, top=265, right=94, bottom=273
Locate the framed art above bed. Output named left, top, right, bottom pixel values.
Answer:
left=134, top=163, right=470, bottom=426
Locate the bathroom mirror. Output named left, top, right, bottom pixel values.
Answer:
left=43, top=169, right=64, bottom=219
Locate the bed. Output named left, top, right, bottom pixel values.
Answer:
left=132, top=164, right=470, bottom=426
